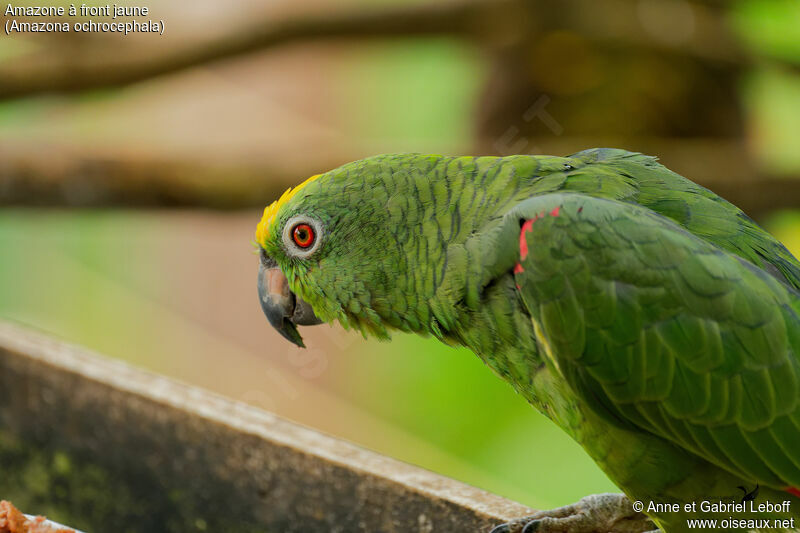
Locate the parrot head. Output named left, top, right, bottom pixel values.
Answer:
left=256, top=155, right=433, bottom=348
left=255, top=170, right=327, bottom=348
left=255, top=154, right=526, bottom=348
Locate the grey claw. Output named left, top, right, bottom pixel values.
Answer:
left=490, top=524, right=511, bottom=533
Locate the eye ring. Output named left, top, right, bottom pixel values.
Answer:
left=282, top=215, right=323, bottom=258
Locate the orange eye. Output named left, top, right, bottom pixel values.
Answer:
left=292, top=223, right=315, bottom=248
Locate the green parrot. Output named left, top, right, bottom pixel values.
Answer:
left=255, top=148, right=800, bottom=532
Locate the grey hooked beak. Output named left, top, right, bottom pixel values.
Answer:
left=258, top=262, right=322, bottom=348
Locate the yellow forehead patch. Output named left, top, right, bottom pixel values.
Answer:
left=256, top=174, right=321, bottom=246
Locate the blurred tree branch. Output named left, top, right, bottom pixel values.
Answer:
left=2, top=138, right=798, bottom=218
left=0, top=0, right=488, bottom=101
left=0, top=142, right=331, bottom=209
left=0, top=0, right=771, bottom=102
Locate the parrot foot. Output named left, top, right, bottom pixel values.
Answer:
left=489, top=493, right=657, bottom=533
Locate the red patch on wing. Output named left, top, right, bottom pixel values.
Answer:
left=514, top=262, right=524, bottom=274
left=787, top=487, right=800, bottom=498
left=519, top=218, right=536, bottom=261
left=519, top=206, right=561, bottom=262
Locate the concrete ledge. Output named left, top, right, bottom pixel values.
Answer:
left=0, top=321, right=533, bottom=532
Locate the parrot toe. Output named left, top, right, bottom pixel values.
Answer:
left=490, top=494, right=656, bottom=533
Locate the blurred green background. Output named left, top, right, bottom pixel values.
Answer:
left=1, top=0, right=799, bottom=513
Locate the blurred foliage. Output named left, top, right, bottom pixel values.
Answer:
left=733, top=0, right=800, bottom=174
left=743, top=68, right=800, bottom=173
left=731, top=0, right=800, bottom=63
left=344, top=335, right=618, bottom=507
left=336, top=38, right=484, bottom=149
left=766, top=211, right=800, bottom=257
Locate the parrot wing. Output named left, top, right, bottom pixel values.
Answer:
left=509, top=193, right=800, bottom=490
left=569, top=149, right=800, bottom=292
